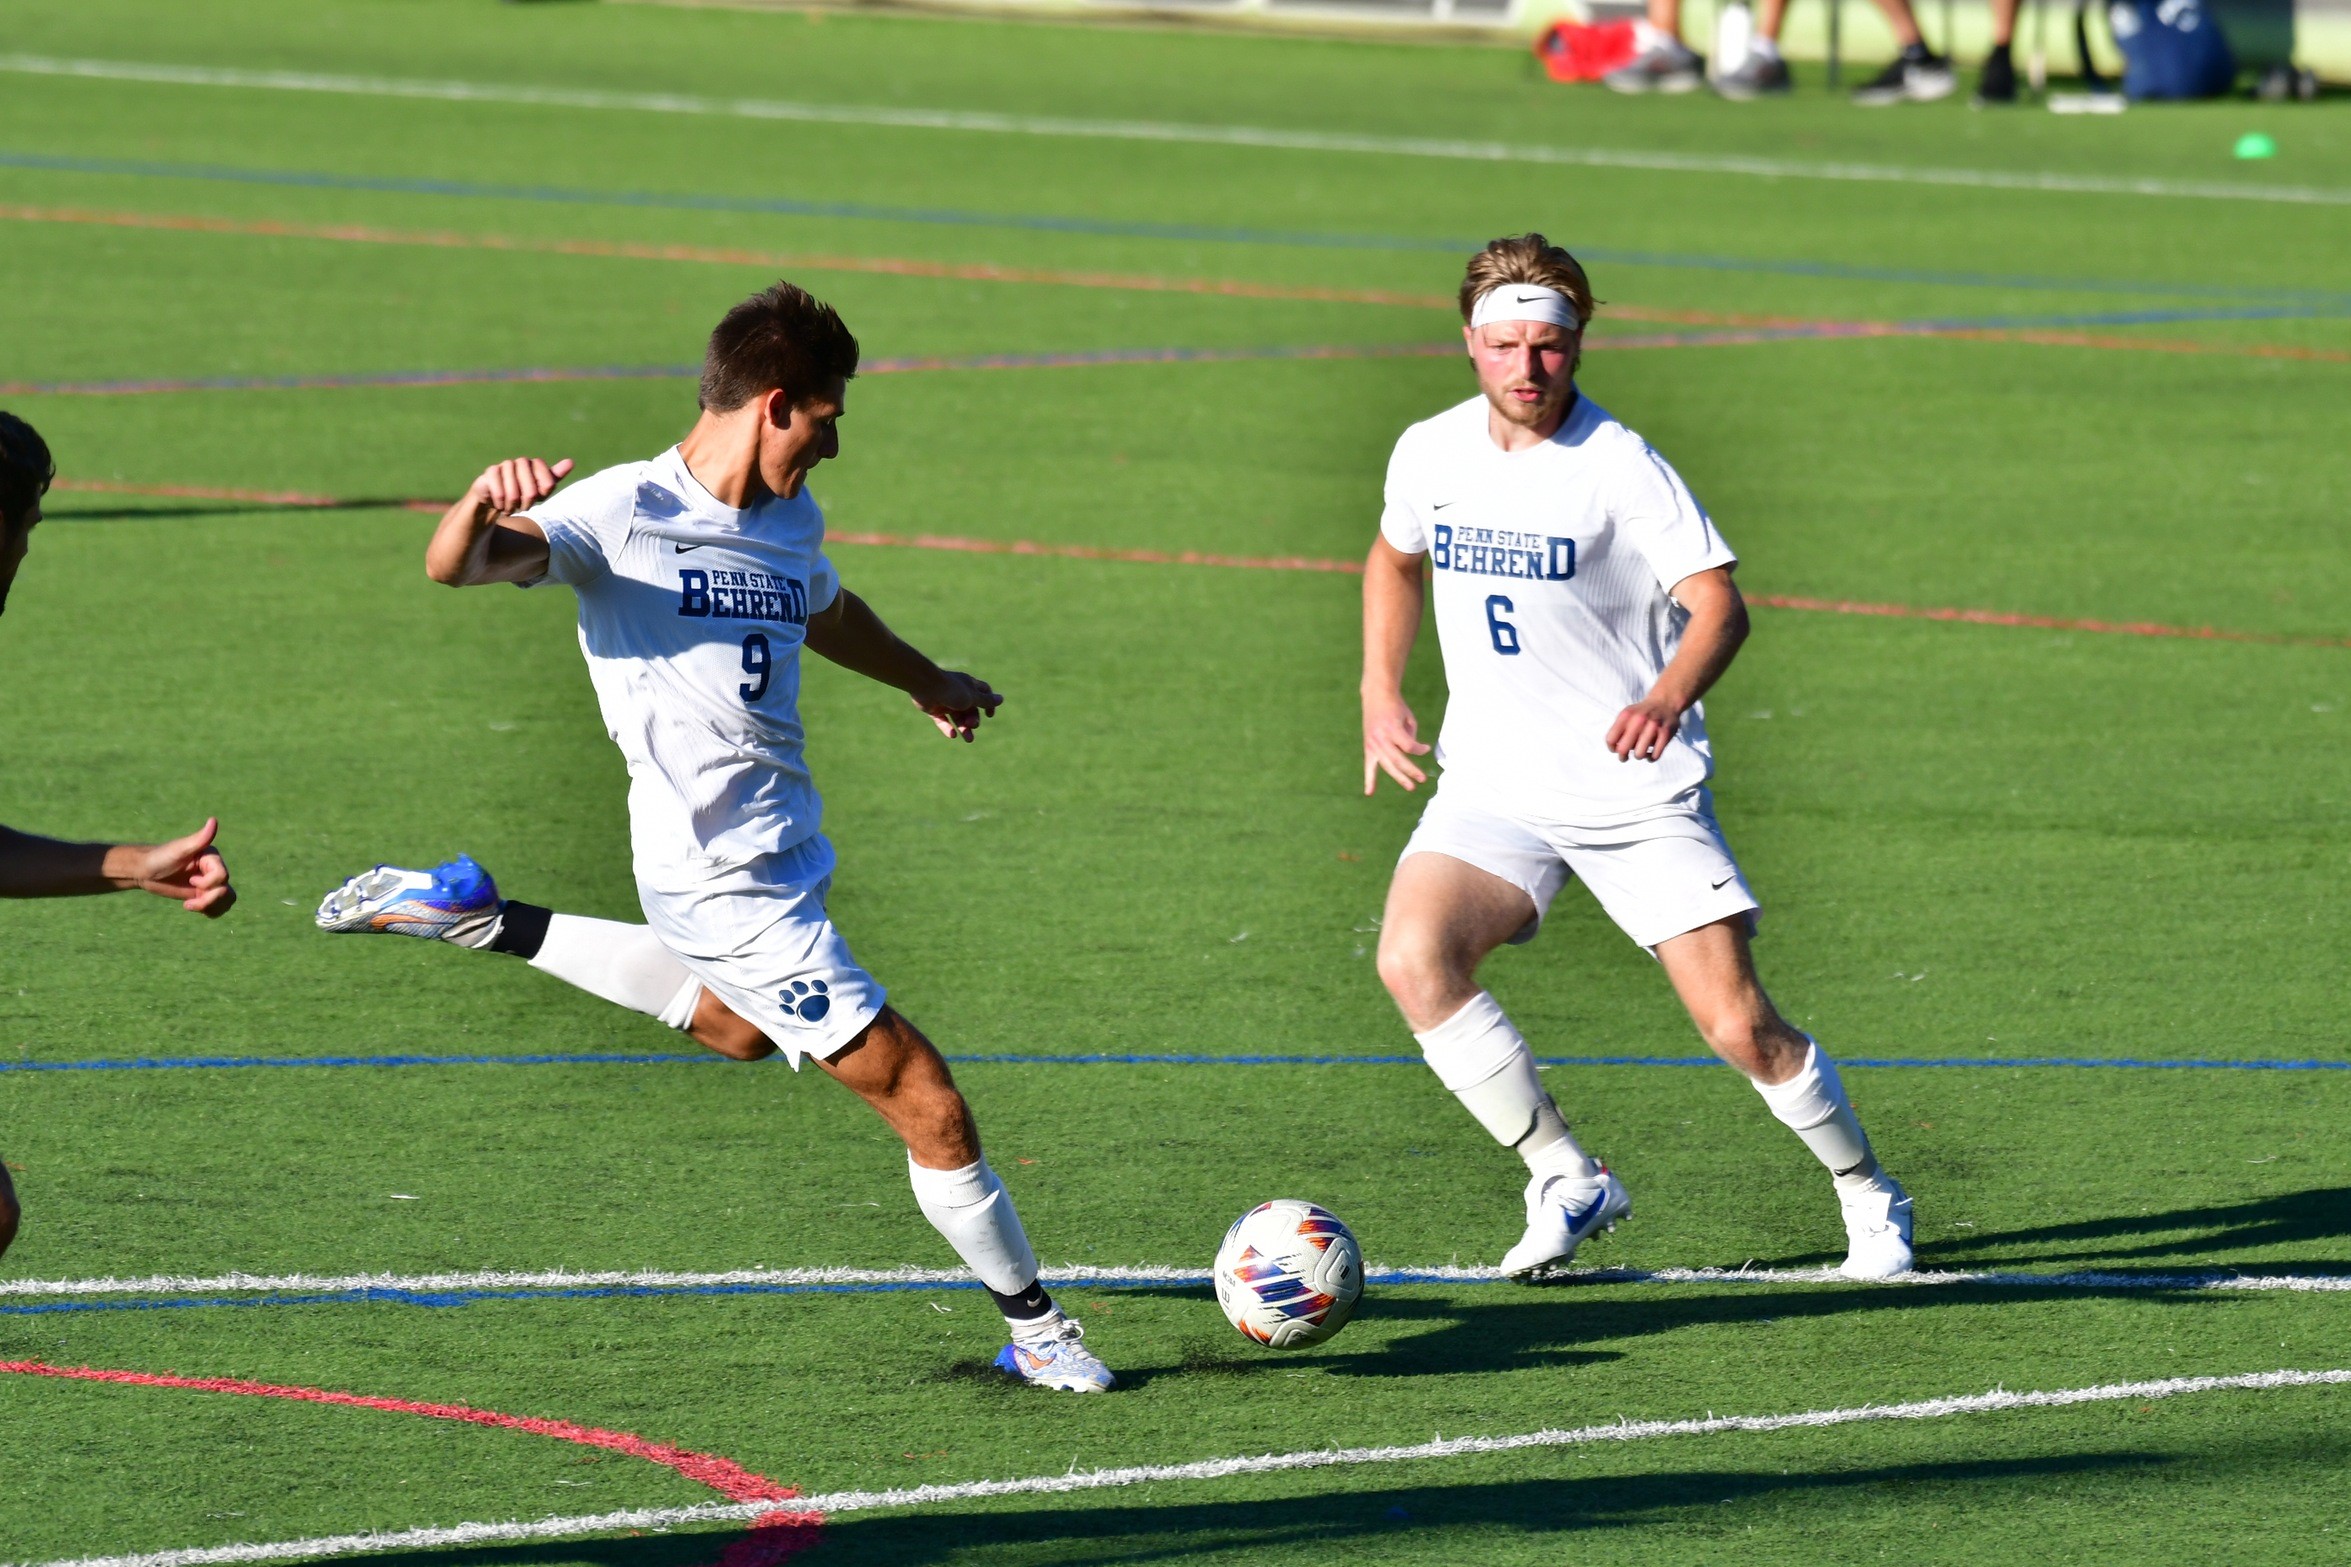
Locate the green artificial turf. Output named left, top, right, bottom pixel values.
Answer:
left=2, top=2, right=2349, bottom=1563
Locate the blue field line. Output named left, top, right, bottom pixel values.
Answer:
left=5, top=1051, right=2347, bottom=1074
left=0, top=1051, right=716, bottom=1072
left=4, top=147, right=2345, bottom=309
left=14, top=301, right=2342, bottom=404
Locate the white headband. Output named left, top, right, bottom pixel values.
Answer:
left=1469, top=283, right=1581, bottom=334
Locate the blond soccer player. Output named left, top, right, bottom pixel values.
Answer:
left=1362, top=236, right=1913, bottom=1281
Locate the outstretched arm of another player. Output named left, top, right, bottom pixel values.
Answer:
left=1362, top=535, right=1433, bottom=795
left=424, top=457, right=573, bottom=586
left=0, top=817, right=235, bottom=915
left=804, top=588, right=1002, bottom=742
left=1606, top=565, right=1750, bottom=763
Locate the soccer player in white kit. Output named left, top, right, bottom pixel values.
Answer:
left=1362, top=236, right=1914, bottom=1281
left=398, top=282, right=1114, bottom=1389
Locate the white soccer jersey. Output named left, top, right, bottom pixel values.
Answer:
left=524, top=446, right=841, bottom=880
left=1380, top=393, right=1737, bottom=826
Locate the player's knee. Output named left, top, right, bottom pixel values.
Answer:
left=1375, top=930, right=1452, bottom=1017
left=1695, top=1008, right=1768, bottom=1066
left=905, top=1081, right=976, bottom=1163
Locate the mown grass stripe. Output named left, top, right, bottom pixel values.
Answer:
left=4, top=55, right=2347, bottom=207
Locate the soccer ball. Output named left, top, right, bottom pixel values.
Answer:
left=1212, top=1199, right=1364, bottom=1349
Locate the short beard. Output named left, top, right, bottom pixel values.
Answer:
left=1486, top=378, right=1576, bottom=430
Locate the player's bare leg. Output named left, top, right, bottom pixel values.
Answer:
left=1378, top=851, right=1630, bottom=1277
left=816, top=1008, right=979, bottom=1166
left=819, top=1008, right=1112, bottom=1390
left=1657, top=917, right=1914, bottom=1277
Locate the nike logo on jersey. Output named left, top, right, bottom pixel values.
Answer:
left=672, top=541, right=708, bottom=553
left=1711, top=873, right=1738, bottom=890
left=1431, top=500, right=1456, bottom=511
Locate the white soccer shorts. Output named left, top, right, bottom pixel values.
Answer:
left=1400, top=783, right=1760, bottom=952
left=636, top=832, right=886, bottom=1068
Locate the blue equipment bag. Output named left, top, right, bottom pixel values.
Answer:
left=2105, top=0, right=2238, bottom=98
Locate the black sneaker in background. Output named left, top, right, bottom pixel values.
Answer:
left=1852, top=44, right=1957, bottom=105
left=1714, top=50, right=1793, bottom=99
left=1975, top=45, right=2018, bottom=104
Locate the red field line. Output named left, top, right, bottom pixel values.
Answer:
left=50, top=476, right=414, bottom=507
left=10, top=203, right=2342, bottom=369
left=1748, top=592, right=2351, bottom=649
left=45, top=486, right=2345, bottom=650
left=828, top=527, right=1364, bottom=574
left=0, top=1358, right=821, bottom=1561
left=0, top=202, right=1452, bottom=309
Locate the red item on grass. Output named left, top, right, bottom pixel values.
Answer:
left=1534, top=20, right=1640, bottom=83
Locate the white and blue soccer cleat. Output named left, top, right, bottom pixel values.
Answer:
left=1837, top=1180, right=1915, bottom=1281
left=994, top=1317, right=1116, bottom=1393
left=315, top=856, right=503, bottom=946
left=1501, top=1166, right=1633, bottom=1279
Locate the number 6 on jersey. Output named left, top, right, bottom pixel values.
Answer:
left=1485, top=594, right=1521, bottom=656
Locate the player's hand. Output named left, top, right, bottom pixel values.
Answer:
left=912, top=672, right=1003, bottom=743
left=469, top=456, right=574, bottom=516
left=1606, top=697, right=1683, bottom=763
left=104, top=818, right=236, bottom=917
left=1363, top=692, right=1431, bottom=795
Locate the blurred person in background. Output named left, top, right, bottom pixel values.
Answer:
left=1608, top=0, right=1957, bottom=103
left=0, top=411, right=238, bottom=1262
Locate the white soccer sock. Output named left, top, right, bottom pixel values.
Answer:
left=1749, top=33, right=1783, bottom=60
left=1414, top=992, right=1599, bottom=1180
left=1752, top=1040, right=1885, bottom=1189
left=1634, top=19, right=1684, bottom=53
left=527, top=914, right=702, bottom=1030
left=906, top=1155, right=1042, bottom=1300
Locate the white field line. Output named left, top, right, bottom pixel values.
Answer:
left=3, top=54, right=2347, bottom=208
left=19, top=1366, right=2351, bottom=1567
left=5, top=1262, right=2349, bottom=1298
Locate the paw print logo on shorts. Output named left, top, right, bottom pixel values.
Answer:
left=778, top=978, right=831, bottom=1024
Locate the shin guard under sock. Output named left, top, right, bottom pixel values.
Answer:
left=1753, top=1039, right=1883, bottom=1188
left=906, top=1156, right=1045, bottom=1323
left=1415, top=992, right=1599, bottom=1179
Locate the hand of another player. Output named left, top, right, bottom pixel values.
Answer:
left=912, top=672, right=1004, bottom=743
left=104, top=818, right=236, bottom=917
left=469, top=456, right=574, bottom=516
left=1363, top=693, right=1431, bottom=795
left=1606, top=697, right=1683, bottom=763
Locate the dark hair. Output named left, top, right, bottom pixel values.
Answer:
left=0, top=411, right=54, bottom=530
left=699, top=282, right=861, bottom=414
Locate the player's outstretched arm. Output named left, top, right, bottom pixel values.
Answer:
left=804, top=588, right=1002, bottom=743
left=1606, top=565, right=1751, bottom=763
left=424, top=457, right=572, bottom=586
left=1362, top=535, right=1432, bottom=795
left=0, top=817, right=235, bottom=916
